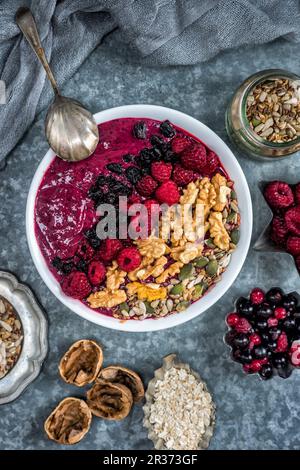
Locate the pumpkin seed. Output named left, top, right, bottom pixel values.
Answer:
left=205, top=238, right=215, bottom=249
left=227, top=211, right=237, bottom=223
left=230, top=201, right=239, bottom=213
left=119, top=302, right=129, bottom=312
left=170, top=283, right=184, bottom=295
left=231, top=190, right=237, bottom=199
left=194, top=256, right=209, bottom=268
left=179, top=263, right=194, bottom=281
left=205, top=259, right=218, bottom=277
left=193, top=284, right=204, bottom=299
left=231, top=229, right=240, bottom=245
left=176, top=300, right=190, bottom=312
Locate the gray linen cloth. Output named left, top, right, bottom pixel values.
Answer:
left=0, top=0, right=300, bottom=163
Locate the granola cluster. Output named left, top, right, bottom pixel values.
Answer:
left=87, top=173, right=240, bottom=319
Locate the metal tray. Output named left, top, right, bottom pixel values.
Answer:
left=0, top=271, right=48, bottom=405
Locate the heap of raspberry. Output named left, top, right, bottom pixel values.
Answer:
left=62, top=272, right=91, bottom=299
left=99, top=239, right=123, bottom=262
left=264, top=181, right=294, bottom=210
left=155, top=181, right=180, bottom=205
left=151, top=162, right=172, bottom=182
left=295, top=183, right=300, bottom=204
left=180, top=143, right=207, bottom=172
left=172, top=164, right=195, bottom=186
left=117, top=247, right=141, bottom=272
left=136, top=175, right=158, bottom=197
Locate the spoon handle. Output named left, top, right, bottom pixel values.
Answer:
left=15, top=7, right=59, bottom=95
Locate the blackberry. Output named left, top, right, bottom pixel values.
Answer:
left=150, top=135, right=164, bottom=147
left=282, top=293, right=298, bottom=311
left=104, top=192, right=117, bottom=204
left=133, top=121, right=147, bottom=139
left=125, top=166, right=142, bottom=184
left=88, top=185, right=104, bottom=203
left=259, top=364, right=273, bottom=380
left=95, top=175, right=108, bottom=187
left=109, top=180, right=132, bottom=196
left=52, top=257, right=63, bottom=271
left=61, top=261, right=74, bottom=275
left=160, top=120, right=176, bottom=138
left=84, top=227, right=101, bottom=249
left=106, top=163, right=123, bottom=174
left=151, top=146, right=163, bottom=161
left=76, top=259, right=87, bottom=273
left=123, top=153, right=134, bottom=163
left=163, top=150, right=178, bottom=164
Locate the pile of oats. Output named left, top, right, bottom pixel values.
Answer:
left=148, top=366, right=214, bottom=450
left=246, top=78, right=300, bottom=143
left=0, top=296, right=23, bottom=379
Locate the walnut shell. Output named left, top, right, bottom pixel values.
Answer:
left=87, top=380, right=133, bottom=420
left=44, top=397, right=92, bottom=445
left=99, top=365, right=144, bottom=403
left=59, top=339, right=103, bottom=387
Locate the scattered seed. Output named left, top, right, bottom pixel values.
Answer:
left=205, top=260, right=218, bottom=277
left=231, top=229, right=240, bottom=245
left=179, top=263, right=194, bottom=281
left=170, top=283, right=184, bottom=295
left=194, top=256, right=209, bottom=268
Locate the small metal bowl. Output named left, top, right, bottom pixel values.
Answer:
left=0, top=271, right=48, bottom=404
left=224, top=291, right=300, bottom=381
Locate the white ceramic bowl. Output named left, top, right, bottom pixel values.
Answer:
left=26, top=105, right=252, bottom=332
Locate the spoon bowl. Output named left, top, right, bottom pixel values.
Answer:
left=45, top=95, right=99, bottom=161
left=16, top=7, right=99, bottom=162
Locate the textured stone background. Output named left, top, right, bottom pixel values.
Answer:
left=0, top=32, right=300, bottom=450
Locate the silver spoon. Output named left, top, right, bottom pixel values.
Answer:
left=15, top=7, right=99, bottom=162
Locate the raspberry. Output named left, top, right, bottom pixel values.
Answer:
left=270, top=216, right=289, bottom=247
left=202, top=150, right=220, bottom=176
left=117, top=247, right=142, bottom=272
left=172, top=164, right=195, bottom=186
left=136, top=175, right=158, bottom=197
left=274, top=307, right=287, bottom=320
left=151, top=162, right=172, bottom=183
left=128, top=193, right=142, bottom=205
left=61, top=272, right=91, bottom=299
left=250, top=359, right=265, bottom=372
left=88, top=261, right=106, bottom=286
left=267, top=317, right=278, bottom=327
left=76, top=240, right=95, bottom=261
left=295, top=183, right=300, bottom=204
left=99, top=239, right=123, bottom=262
left=285, top=206, right=300, bottom=236
left=171, top=135, right=192, bottom=154
left=286, top=236, right=300, bottom=256
left=289, top=340, right=300, bottom=367
left=226, top=313, right=240, bottom=327
left=264, top=181, right=294, bottom=209
left=180, top=143, right=207, bottom=172
left=155, top=181, right=180, bottom=206
left=249, top=333, right=261, bottom=349
left=235, top=318, right=252, bottom=333
left=250, top=288, right=265, bottom=305
left=276, top=332, right=288, bottom=353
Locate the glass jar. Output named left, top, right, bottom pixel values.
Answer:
left=225, top=69, right=300, bottom=160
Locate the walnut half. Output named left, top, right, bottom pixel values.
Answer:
left=87, top=380, right=133, bottom=420
left=44, top=397, right=92, bottom=445
left=99, top=366, right=144, bottom=403
left=59, top=340, right=103, bottom=387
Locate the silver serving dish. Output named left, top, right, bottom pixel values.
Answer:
left=254, top=180, right=300, bottom=291
left=0, top=271, right=48, bottom=404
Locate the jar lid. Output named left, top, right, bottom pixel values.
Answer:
left=0, top=271, right=48, bottom=405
